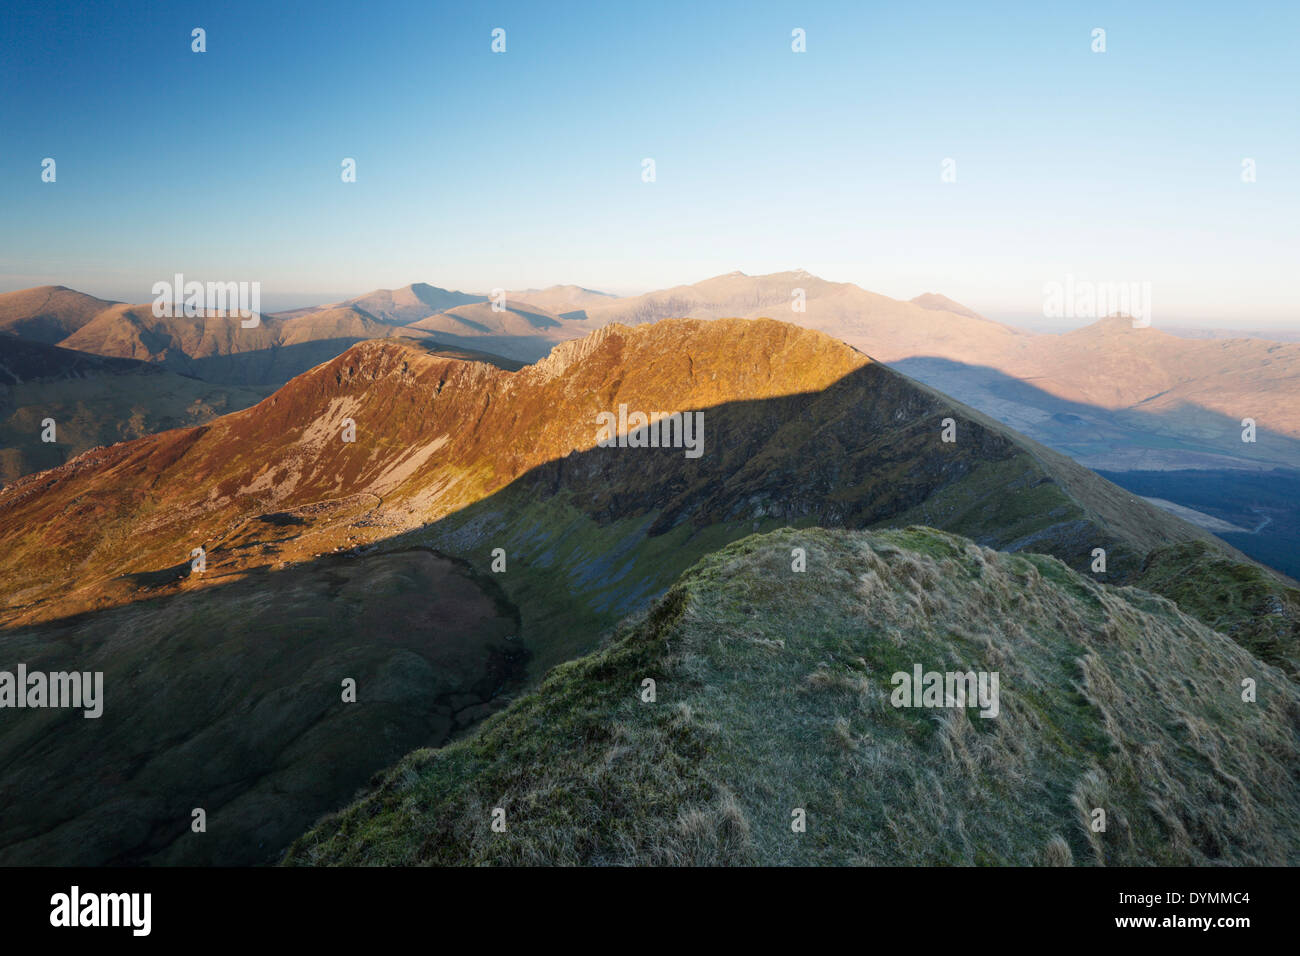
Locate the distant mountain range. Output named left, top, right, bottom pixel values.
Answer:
left=7, top=271, right=1296, bottom=482
left=6, top=271, right=1299, bottom=585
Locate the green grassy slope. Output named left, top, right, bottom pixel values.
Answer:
left=285, top=527, right=1300, bottom=866
left=1135, top=540, right=1300, bottom=679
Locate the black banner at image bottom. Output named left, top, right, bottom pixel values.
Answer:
left=0, top=866, right=1274, bottom=943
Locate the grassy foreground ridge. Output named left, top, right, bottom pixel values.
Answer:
left=284, top=526, right=1300, bottom=866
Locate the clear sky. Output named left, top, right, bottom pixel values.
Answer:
left=2, top=0, right=1297, bottom=324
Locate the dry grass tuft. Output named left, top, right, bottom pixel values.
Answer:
left=286, top=527, right=1300, bottom=867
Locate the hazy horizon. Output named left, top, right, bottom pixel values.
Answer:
left=4, top=270, right=1298, bottom=335
left=3, top=0, right=1297, bottom=326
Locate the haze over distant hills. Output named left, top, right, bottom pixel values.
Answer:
left=499, top=284, right=617, bottom=317
left=5, top=272, right=1299, bottom=473
left=4, top=271, right=1299, bottom=574
left=532, top=270, right=1300, bottom=473
left=0, top=285, right=120, bottom=343
left=278, top=269, right=1300, bottom=474
left=2, top=286, right=417, bottom=386
left=289, top=282, right=485, bottom=325
left=1160, top=326, right=1300, bottom=343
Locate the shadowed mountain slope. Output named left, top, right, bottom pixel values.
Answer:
left=575, top=271, right=1300, bottom=470
left=406, top=300, right=588, bottom=361
left=55, top=303, right=427, bottom=385
left=0, top=318, right=1273, bottom=675
left=890, top=355, right=1300, bottom=473
left=284, top=527, right=1300, bottom=866
left=284, top=283, right=613, bottom=327
left=0, top=547, right=525, bottom=866
left=505, top=284, right=618, bottom=317
left=8, top=273, right=1297, bottom=474
left=303, top=282, right=485, bottom=325
left=0, top=338, right=271, bottom=484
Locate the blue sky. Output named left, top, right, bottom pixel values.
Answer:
left=2, top=0, right=1297, bottom=324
